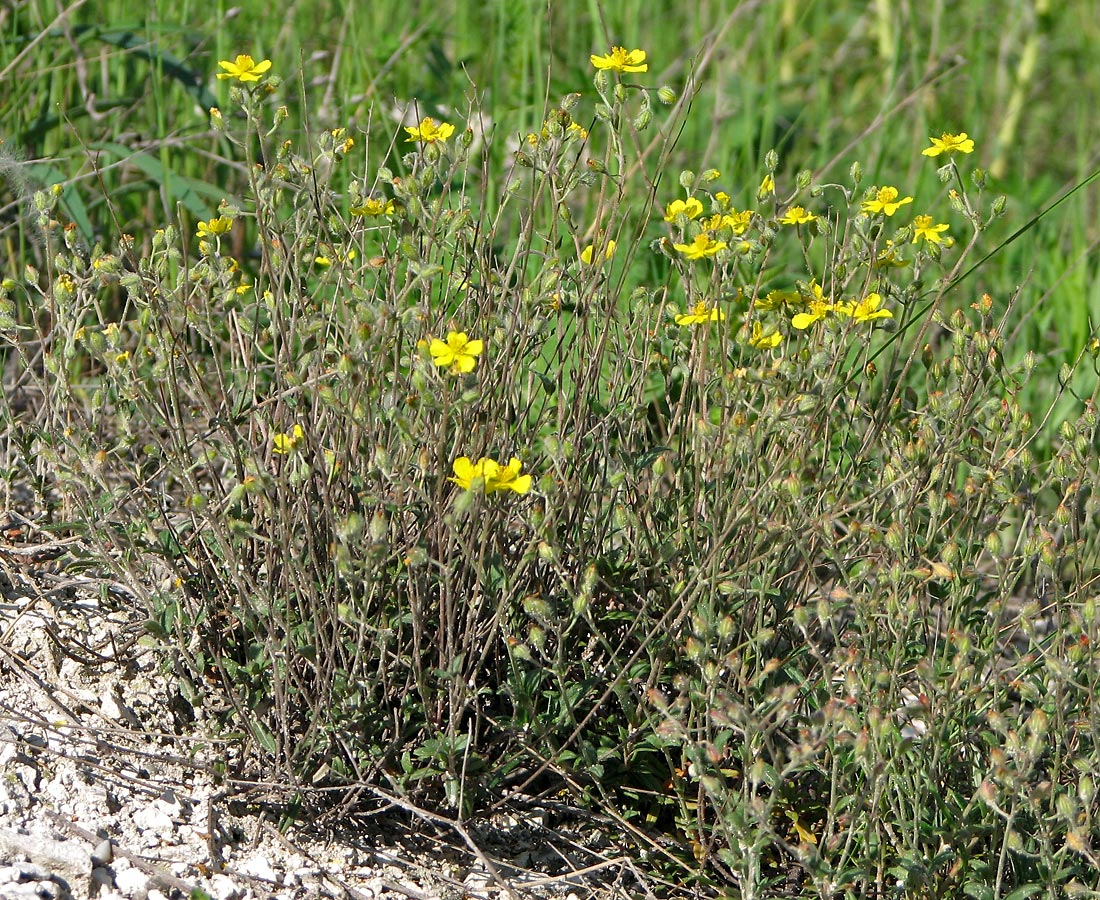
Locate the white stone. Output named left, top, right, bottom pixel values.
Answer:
left=132, top=804, right=175, bottom=837
left=113, top=866, right=149, bottom=898
left=237, top=853, right=278, bottom=883
left=207, top=873, right=240, bottom=900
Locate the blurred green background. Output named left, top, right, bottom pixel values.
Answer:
left=3, top=0, right=1098, bottom=409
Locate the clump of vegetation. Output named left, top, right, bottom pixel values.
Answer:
left=3, top=7, right=1100, bottom=898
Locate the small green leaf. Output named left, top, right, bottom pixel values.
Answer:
left=1003, top=886, right=1042, bottom=900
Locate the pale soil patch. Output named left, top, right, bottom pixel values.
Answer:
left=0, top=521, right=659, bottom=900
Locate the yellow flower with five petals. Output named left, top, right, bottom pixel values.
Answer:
left=834, top=293, right=893, bottom=323
left=779, top=206, right=817, bottom=226
left=912, top=215, right=950, bottom=244
left=673, top=233, right=727, bottom=260
left=429, top=331, right=483, bottom=374
left=405, top=116, right=456, bottom=144
left=861, top=186, right=913, bottom=217
left=921, top=132, right=975, bottom=157
left=451, top=457, right=532, bottom=495
left=216, top=55, right=272, bottom=83
left=590, top=47, right=648, bottom=73
left=675, top=301, right=725, bottom=326
left=664, top=198, right=704, bottom=222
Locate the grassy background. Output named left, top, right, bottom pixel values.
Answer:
left=4, top=2, right=1100, bottom=897
left=4, top=0, right=1099, bottom=406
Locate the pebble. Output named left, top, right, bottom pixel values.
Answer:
left=208, top=873, right=239, bottom=900
left=237, top=853, right=278, bottom=883
left=91, top=839, right=113, bottom=868
left=112, top=866, right=149, bottom=898
left=130, top=806, right=173, bottom=840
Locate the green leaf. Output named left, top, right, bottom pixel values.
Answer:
left=1003, top=887, right=1043, bottom=900
left=89, top=141, right=223, bottom=221
left=250, top=719, right=278, bottom=754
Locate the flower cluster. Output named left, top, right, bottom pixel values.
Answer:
left=211, top=52, right=974, bottom=510
left=450, top=457, right=532, bottom=495
left=424, top=332, right=531, bottom=498
left=784, top=282, right=893, bottom=330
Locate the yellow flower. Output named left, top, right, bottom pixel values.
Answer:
left=675, top=301, right=725, bottom=326
left=484, top=458, right=533, bottom=494
left=921, top=132, right=975, bottom=157
left=405, top=116, right=456, bottom=144
left=429, top=331, right=484, bottom=374
left=350, top=198, right=395, bottom=217
left=664, top=198, right=704, bottom=222
left=331, top=128, right=355, bottom=154
left=779, top=206, right=817, bottom=226
left=790, top=282, right=833, bottom=329
left=861, top=186, right=913, bottom=216
left=216, top=55, right=273, bottom=83
left=912, top=214, right=950, bottom=244
left=755, top=289, right=800, bottom=311
left=590, top=47, right=648, bottom=73
left=196, top=216, right=233, bottom=238
left=716, top=210, right=753, bottom=235
left=581, top=240, right=616, bottom=264
left=313, top=247, right=355, bottom=267
left=758, top=174, right=775, bottom=198
left=835, top=293, right=893, bottom=323
left=451, top=457, right=532, bottom=495
left=273, top=424, right=304, bottom=455
left=673, top=233, right=727, bottom=260
left=748, top=321, right=783, bottom=349
left=450, top=456, right=487, bottom=490
left=567, top=121, right=588, bottom=140
left=875, top=239, right=911, bottom=269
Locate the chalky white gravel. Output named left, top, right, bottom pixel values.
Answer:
left=0, top=562, right=632, bottom=900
